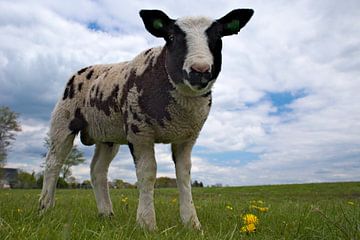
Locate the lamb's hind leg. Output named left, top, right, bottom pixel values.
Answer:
left=90, top=142, right=119, bottom=216
left=39, top=133, right=75, bottom=213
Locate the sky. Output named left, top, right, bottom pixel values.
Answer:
left=1, top=0, right=359, bottom=186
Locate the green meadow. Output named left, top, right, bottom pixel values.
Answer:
left=0, top=182, right=359, bottom=239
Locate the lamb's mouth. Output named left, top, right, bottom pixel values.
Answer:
left=182, top=69, right=213, bottom=90
left=175, top=79, right=214, bottom=97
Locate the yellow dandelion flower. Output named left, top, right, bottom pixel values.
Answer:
left=226, top=205, right=233, bottom=210
left=17, top=208, right=22, bottom=213
left=243, top=214, right=259, bottom=225
left=258, top=207, right=269, bottom=212
left=257, top=200, right=264, bottom=204
left=171, top=198, right=177, bottom=204
left=250, top=205, right=269, bottom=212
left=347, top=201, right=355, bottom=205
left=240, top=223, right=256, bottom=233
left=121, top=197, right=128, bottom=203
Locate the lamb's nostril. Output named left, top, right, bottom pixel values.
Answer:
left=191, top=63, right=210, bottom=73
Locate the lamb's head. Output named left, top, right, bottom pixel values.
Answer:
left=140, top=9, right=254, bottom=96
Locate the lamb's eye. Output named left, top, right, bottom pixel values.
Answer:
left=168, top=35, right=175, bottom=42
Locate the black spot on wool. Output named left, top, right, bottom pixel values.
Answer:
left=63, top=88, right=69, bottom=100
left=128, top=142, right=135, bottom=161
left=123, top=110, right=129, bottom=134
left=132, top=112, right=141, bottom=121
left=77, top=67, right=89, bottom=75
left=86, top=69, right=94, bottom=80
left=69, top=108, right=88, bottom=135
left=144, top=48, right=152, bottom=55
left=120, top=49, right=174, bottom=128
left=172, top=152, right=176, bottom=164
left=131, top=124, right=140, bottom=134
left=63, top=75, right=76, bottom=100
left=90, top=84, right=120, bottom=116
left=78, top=82, right=83, bottom=92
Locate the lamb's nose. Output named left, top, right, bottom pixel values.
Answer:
left=191, top=63, right=210, bottom=73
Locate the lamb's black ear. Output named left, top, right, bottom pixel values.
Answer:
left=139, top=9, right=174, bottom=38
left=216, top=9, right=254, bottom=37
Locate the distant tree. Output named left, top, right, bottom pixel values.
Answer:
left=43, top=136, right=86, bottom=180
left=192, top=180, right=204, bottom=188
left=155, top=177, right=177, bottom=188
left=113, top=179, right=136, bottom=189
left=36, top=173, right=44, bottom=188
left=114, top=179, right=126, bottom=189
left=81, top=179, right=92, bottom=189
left=57, top=177, right=68, bottom=188
left=17, top=170, right=36, bottom=188
left=61, top=146, right=85, bottom=179
left=0, top=106, right=21, bottom=166
left=67, top=176, right=78, bottom=189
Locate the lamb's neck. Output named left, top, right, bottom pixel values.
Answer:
left=171, top=90, right=211, bottom=111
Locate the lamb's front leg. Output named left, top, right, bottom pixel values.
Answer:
left=172, top=140, right=201, bottom=230
left=129, top=142, right=157, bottom=231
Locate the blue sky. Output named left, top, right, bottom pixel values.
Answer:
left=1, top=0, right=359, bottom=185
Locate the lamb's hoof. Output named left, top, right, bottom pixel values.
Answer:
left=137, top=217, right=157, bottom=231
left=184, top=216, right=201, bottom=230
left=38, top=194, right=54, bottom=215
left=192, top=221, right=202, bottom=231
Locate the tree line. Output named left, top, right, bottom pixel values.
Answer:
left=4, top=169, right=204, bottom=189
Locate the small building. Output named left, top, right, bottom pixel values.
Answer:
left=0, top=168, right=19, bottom=188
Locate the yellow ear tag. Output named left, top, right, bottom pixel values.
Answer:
left=153, top=19, right=163, bottom=29
left=226, top=19, right=240, bottom=32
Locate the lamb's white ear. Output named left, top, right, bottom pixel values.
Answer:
left=139, top=9, right=175, bottom=38
left=216, top=9, right=254, bottom=37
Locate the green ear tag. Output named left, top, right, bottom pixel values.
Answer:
left=226, top=19, right=240, bottom=32
left=153, top=19, right=163, bottom=29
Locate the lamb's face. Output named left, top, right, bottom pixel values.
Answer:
left=140, top=9, right=254, bottom=96
left=164, top=17, right=220, bottom=96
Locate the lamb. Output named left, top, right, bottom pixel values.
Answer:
left=39, top=9, right=254, bottom=230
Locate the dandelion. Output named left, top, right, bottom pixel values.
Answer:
left=240, top=214, right=259, bottom=234
left=347, top=201, right=355, bottom=205
left=171, top=198, right=177, bottom=204
left=242, top=214, right=259, bottom=225
left=17, top=208, right=22, bottom=213
left=121, top=196, right=128, bottom=204
left=226, top=205, right=233, bottom=211
left=258, top=207, right=269, bottom=212
left=251, top=205, right=269, bottom=212
left=240, top=223, right=256, bottom=233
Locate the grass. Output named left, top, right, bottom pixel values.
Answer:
left=0, top=182, right=359, bottom=239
